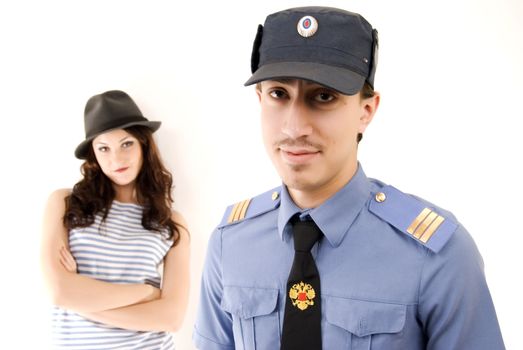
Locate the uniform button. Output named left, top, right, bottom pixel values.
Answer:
left=375, top=192, right=386, bottom=203
left=272, top=191, right=279, bottom=201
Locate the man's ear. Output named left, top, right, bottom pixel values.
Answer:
left=359, top=92, right=380, bottom=134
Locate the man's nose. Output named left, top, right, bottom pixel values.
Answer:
left=281, top=99, right=313, bottom=139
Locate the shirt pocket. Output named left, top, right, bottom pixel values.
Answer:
left=221, top=286, right=280, bottom=350
left=325, top=296, right=407, bottom=350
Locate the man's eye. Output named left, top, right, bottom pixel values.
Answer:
left=314, top=92, right=335, bottom=102
left=269, top=89, right=287, bottom=99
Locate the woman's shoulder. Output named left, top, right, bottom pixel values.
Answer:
left=47, top=188, right=72, bottom=206
left=170, top=210, right=190, bottom=241
left=43, top=189, right=72, bottom=223
left=171, top=209, right=187, bottom=227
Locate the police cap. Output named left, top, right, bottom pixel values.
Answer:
left=245, top=6, right=378, bottom=95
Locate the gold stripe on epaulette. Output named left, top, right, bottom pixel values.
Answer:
left=407, top=208, right=432, bottom=235
left=227, top=201, right=242, bottom=224
left=413, top=211, right=438, bottom=238
left=238, top=198, right=252, bottom=221
left=227, top=199, right=252, bottom=224
left=406, top=207, right=445, bottom=243
left=233, top=200, right=247, bottom=222
left=420, top=215, right=445, bottom=243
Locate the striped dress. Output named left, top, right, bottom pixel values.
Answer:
left=52, top=201, right=175, bottom=349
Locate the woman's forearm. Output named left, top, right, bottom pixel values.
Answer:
left=79, top=296, right=184, bottom=333
left=49, top=270, right=160, bottom=313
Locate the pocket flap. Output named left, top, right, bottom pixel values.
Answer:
left=221, top=286, right=279, bottom=319
left=325, top=297, right=406, bottom=337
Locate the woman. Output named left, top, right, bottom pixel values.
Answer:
left=41, top=90, right=190, bottom=349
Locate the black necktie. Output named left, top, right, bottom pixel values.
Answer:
left=281, top=218, right=323, bottom=350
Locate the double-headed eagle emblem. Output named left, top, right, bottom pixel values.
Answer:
left=289, top=281, right=316, bottom=311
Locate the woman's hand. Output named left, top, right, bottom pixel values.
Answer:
left=59, top=246, right=77, bottom=273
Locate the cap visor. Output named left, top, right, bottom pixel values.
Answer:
left=244, top=62, right=365, bottom=95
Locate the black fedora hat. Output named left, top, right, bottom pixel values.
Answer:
left=75, top=90, right=161, bottom=159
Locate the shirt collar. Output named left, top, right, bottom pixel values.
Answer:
left=277, top=163, right=371, bottom=247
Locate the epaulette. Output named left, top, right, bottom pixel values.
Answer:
left=218, top=187, right=282, bottom=228
left=369, top=185, right=458, bottom=253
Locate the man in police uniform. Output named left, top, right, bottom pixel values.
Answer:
left=193, top=6, right=505, bottom=350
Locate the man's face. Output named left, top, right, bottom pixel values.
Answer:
left=257, top=79, right=378, bottom=206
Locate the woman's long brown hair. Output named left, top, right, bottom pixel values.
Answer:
left=63, top=125, right=180, bottom=245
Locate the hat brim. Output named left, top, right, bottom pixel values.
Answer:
left=74, top=120, right=161, bottom=159
left=244, top=62, right=366, bottom=95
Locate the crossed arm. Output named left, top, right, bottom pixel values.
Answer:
left=41, top=189, right=190, bottom=332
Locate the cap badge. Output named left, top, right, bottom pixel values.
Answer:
left=297, top=15, right=318, bottom=38
left=289, top=281, right=316, bottom=310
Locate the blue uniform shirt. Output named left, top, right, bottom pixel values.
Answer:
left=193, top=165, right=505, bottom=349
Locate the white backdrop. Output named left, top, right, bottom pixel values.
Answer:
left=1, top=0, right=521, bottom=349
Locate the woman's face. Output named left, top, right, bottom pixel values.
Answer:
left=92, top=128, right=143, bottom=188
